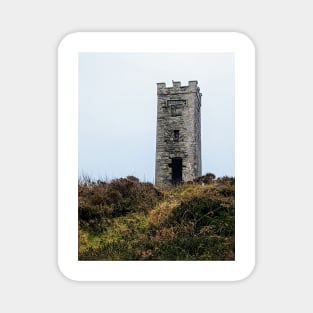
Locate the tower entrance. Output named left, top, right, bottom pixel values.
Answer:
left=171, top=157, right=182, bottom=185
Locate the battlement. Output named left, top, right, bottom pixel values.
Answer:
left=157, top=80, right=199, bottom=91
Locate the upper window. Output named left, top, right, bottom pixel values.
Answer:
left=173, top=130, right=179, bottom=142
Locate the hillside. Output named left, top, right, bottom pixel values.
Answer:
left=78, top=174, right=235, bottom=261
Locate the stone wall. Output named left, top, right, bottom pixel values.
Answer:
left=155, top=81, right=202, bottom=187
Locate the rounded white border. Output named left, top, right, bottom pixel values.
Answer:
left=58, top=32, right=255, bottom=281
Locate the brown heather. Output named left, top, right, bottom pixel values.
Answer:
left=78, top=174, right=235, bottom=261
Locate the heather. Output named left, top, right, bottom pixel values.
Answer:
left=78, top=174, right=235, bottom=261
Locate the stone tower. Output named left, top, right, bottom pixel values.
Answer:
left=155, top=81, right=202, bottom=187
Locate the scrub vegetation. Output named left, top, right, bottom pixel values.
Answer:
left=78, top=174, right=235, bottom=261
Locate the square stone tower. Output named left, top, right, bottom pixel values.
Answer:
left=155, top=81, right=202, bottom=187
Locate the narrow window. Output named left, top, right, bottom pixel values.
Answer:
left=170, top=105, right=176, bottom=116
left=173, top=130, right=179, bottom=142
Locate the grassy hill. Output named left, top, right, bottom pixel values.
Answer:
left=78, top=174, right=235, bottom=261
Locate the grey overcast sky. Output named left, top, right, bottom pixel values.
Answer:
left=79, top=53, right=234, bottom=182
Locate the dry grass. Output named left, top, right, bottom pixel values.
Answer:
left=148, top=199, right=180, bottom=227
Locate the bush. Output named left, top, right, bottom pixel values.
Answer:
left=78, top=176, right=162, bottom=234
left=167, top=196, right=234, bottom=236
left=216, top=176, right=235, bottom=186
left=193, top=173, right=216, bottom=184
left=107, top=178, right=162, bottom=217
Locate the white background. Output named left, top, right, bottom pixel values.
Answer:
left=0, top=0, right=312, bottom=312
left=58, top=33, right=254, bottom=281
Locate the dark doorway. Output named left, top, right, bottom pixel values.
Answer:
left=171, top=157, right=182, bottom=185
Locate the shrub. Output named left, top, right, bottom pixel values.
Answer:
left=107, top=178, right=162, bottom=217
left=168, top=197, right=233, bottom=234
left=193, top=173, right=216, bottom=184
left=78, top=176, right=163, bottom=234
left=216, top=176, right=235, bottom=186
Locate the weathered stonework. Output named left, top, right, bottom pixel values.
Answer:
left=155, top=81, right=202, bottom=187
